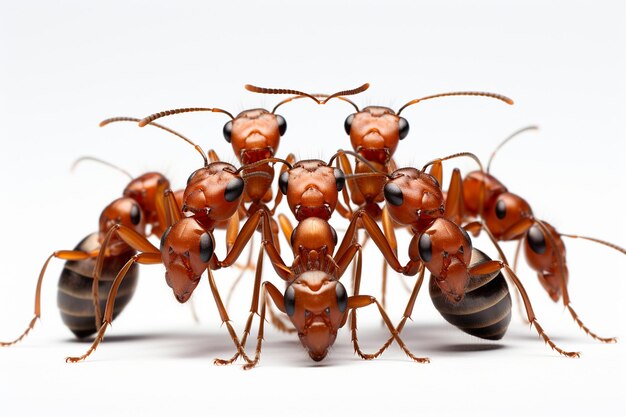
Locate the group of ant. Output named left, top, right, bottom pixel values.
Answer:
left=2, top=83, right=624, bottom=369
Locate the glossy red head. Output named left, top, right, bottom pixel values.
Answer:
left=278, top=160, right=345, bottom=221
left=98, top=197, right=146, bottom=255
left=223, top=109, right=286, bottom=165
left=183, top=162, right=245, bottom=223
left=123, top=172, right=170, bottom=236
left=283, top=271, right=348, bottom=361
left=343, top=106, right=409, bottom=165
left=410, top=218, right=473, bottom=303
left=523, top=222, right=568, bottom=302
left=160, top=217, right=215, bottom=303
left=383, top=168, right=444, bottom=231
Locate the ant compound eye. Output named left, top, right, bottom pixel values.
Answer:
left=279, top=171, right=289, bottom=195
left=222, top=121, right=233, bottom=143
left=199, top=232, right=214, bottom=263
left=290, top=225, right=298, bottom=248
left=495, top=199, right=507, bottom=220
left=384, top=183, right=404, bottom=206
left=527, top=225, right=546, bottom=255
left=224, top=177, right=245, bottom=202
left=418, top=233, right=433, bottom=262
left=460, top=227, right=472, bottom=247
left=284, top=285, right=296, bottom=316
left=344, top=114, right=355, bottom=135
left=130, top=204, right=141, bottom=226
left=330, top=226, right=338, bottom=246
left=275, top=114, right=287, bottom=136
left=160, top=226, right=172, bottom=253
left=336, top=282, right=348, bottom=313
left=334, top=168, right=345, bottom=192
left=398, top=117, right=410, bottom=140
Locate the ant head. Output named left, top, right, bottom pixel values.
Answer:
left=290, top=217, right=338, bottom=259
left=279, top=160, right=345, bottom=221
left=523, top=222, right=567, bottom=302
left=412, top=219, right=472, bottom=304
left=123, top=172, right=170, bottom=230
left=160, top=218, right=215, bottom=303
left=484, top=192, right=534, bottom=240
left=223, top=109, right=286, bottom=165
left=344, top=106, right=408, bottom=165
left=283, top=271, right=348, bottom=361
left=183, top=162, right=245, bottom=222
left=98, top=197, right=146, bottom=255
left=383, top=168, right=444, bottom=229
left=461, top=171, right=508, bottom=217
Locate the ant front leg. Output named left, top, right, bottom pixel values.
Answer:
left=67, top=224, right=162, bottom=362
left=242, top=281, right=287, bottom=370
left=66, top=249, right=162, bottom=363
left=469, top=258, right=580, bottom=358
left=0, top=249, right=97, bottom=346
left=348, top=247, right=429, bottom=363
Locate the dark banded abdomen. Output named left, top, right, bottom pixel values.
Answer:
left=57, top=233, right=138, bottom=338
left=429, top=248, right=512, bottom=340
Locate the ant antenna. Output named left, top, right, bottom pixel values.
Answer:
left=100, top=116, right=208, bottom=167
left=560, top=233, right=626, bottom=256
left=487, top=125, right=539, bottom=173
left=397, top=91, right=514, bottom=115
left=327, top=149, right=388, bottom=176
left=71, top=156, right=133, bottom=180
left=421, top=151, right=484, bottom=174
left=245, top=83, right=369, bottom=113
left=233, top=157, right=294, bottom=174
left=137, top=108, right=235, bottom=127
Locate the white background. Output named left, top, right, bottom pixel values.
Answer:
left=1, top=1, right=625, bottom=416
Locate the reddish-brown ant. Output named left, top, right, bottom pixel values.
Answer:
left=0, top=118, right=192, bottom=345
left=213, top=152, right=427, bottom=369
left=335, top=153, right=580, bottom=358
left=444, top=126, right=626, bottom=343
left=245, top=85, right=514, bottom=311
left=63, top=133, right=295, bottom=362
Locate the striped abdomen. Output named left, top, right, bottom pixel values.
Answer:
left=57, top=233, right=139, bottom=338
left=429, top=248, right=512, bottom=340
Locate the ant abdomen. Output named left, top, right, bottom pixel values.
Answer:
left=429, top=248, right=512, bottom=340
left=57, top=233, right=139, bottom=338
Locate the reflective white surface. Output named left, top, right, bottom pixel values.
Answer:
left=0, top=1, right=624, bottom=416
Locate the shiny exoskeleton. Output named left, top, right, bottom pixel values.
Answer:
left=429, top=248, right=512, bottom=340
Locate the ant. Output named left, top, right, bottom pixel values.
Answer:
left=335, top=152, right=580, bottom=358
left=137, top=83, right=369, bottom=251
left=0, top=117, right=191, bottom=345
left=213, top=152, right=428, bottom=369
left=442, top=126, right=626, bottom=343
left=64, top=131, right=294, bottom=362
left=245, top=85, right=514, bottom=310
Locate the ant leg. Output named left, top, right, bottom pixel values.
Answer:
left=66, top=251, right=162, bottom=362
left=444, top=168, right=465, bottom=225
left=205, top=268, right=254, bottom=365
left=357, top=266, right=427, bottom=360
left=469, top=259, right=580, bottom=358
left=270, top=153, right=295, bottom=215
left=535, top=221, right=617, bottom=343
left=511, top=240, right=530, bottom=324
left=243, top=281, right=286, bottom=370
left=225, top=235, right=254, bottom=309
left=217, top=209, right=273, bottom=269
left=349, top=293, right=429, bottom=363
left=1, top=250, right=96, bottom=347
